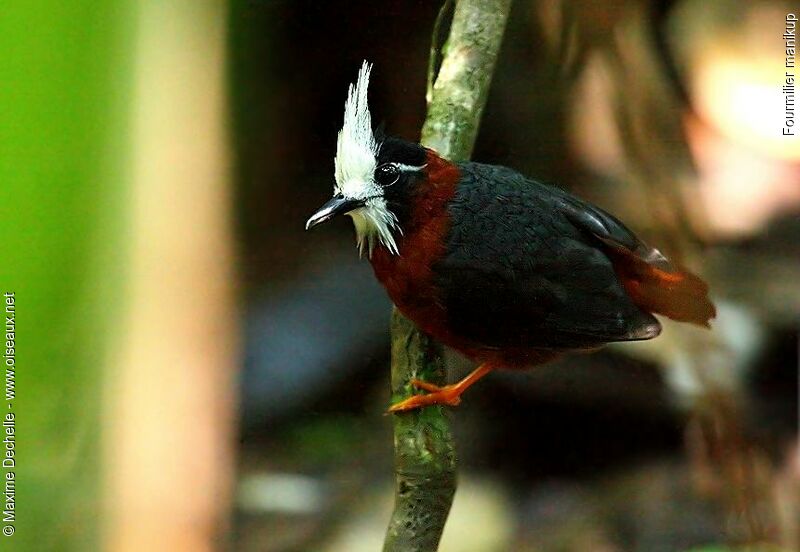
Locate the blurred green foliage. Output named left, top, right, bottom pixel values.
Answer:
left=0, top=1, right=132, bottom=550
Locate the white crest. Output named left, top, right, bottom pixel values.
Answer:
left=335, top=61, right=379, bottom=191
left=334, top=61, right=401, bottom=257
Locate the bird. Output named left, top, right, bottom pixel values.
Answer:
left=306, top=62, right=715, bottom=413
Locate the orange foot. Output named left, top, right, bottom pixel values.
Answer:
left=387, top=363, right=493, bottom=413
left=387, top=380, right=464, bottom=412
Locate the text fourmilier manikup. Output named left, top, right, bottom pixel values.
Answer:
left=784, top=13, right=797, bottom=135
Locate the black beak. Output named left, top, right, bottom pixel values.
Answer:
left=305, top=195, right=364, bottom=230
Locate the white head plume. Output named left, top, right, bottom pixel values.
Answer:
left=333, top=61, right=401, bottom=257
left=335, top=61, right=379, bottom=188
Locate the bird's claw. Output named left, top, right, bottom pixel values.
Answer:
left=409, top=378, right=444, bottom=393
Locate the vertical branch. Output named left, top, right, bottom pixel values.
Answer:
left=384, top=312, right=453, bottom=552
left=384, top=1, right=512, bottom=551
left=421, top=0, right=513, bottom=161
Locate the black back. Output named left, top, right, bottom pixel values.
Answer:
left=433, top=162, right=661, bottom=350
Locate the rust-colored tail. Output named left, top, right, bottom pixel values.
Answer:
left=609, top=247, right=716, bottom=328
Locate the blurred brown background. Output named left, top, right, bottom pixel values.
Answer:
left=230, top=1, right=799, bottom=551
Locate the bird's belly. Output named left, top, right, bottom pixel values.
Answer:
left=369, top=235, right=468, bottom=352
left=371, top=251, right=447, bottom=337
left=371, top=247, right=561, bottom=368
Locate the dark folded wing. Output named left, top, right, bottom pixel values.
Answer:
left=555, top=187, right=715, bottom=327
left=435, top=163, right=661, bottom=350
left=555, top=193, right=672, bottom=270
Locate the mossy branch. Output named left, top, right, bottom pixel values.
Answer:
left=383, top=1, right=512, bottom=551
left=421, top=0, right=512, bottom=161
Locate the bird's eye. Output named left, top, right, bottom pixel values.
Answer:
left=375, top=163, right=400, bottom=187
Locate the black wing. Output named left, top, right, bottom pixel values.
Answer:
left=555, top=191, right=672, bottom=270
left=434, top=163, right=660, bottom=350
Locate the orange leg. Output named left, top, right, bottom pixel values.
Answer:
left=388, top=363, right=493, bottom=413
